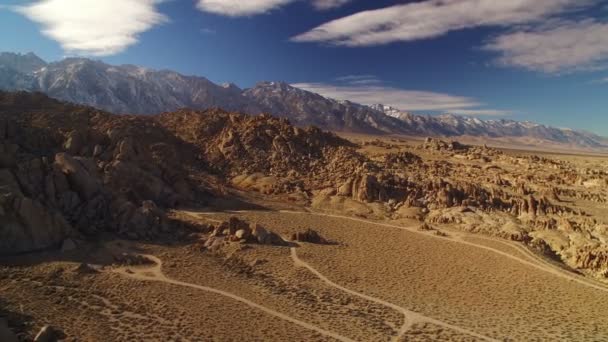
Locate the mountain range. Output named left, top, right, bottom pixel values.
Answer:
left=1, top=52, right=606, bottom=150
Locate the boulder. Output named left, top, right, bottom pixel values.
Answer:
left=54, top=153, right=101, bottom=200
left=63, top=130, right=85, bottom=155
left=291, top=229, right=327, bottom=244
left=228, top=216, right=249, bottom=235
left=0, top=190, right=72, bottom=255
left=250, top=223, right=268, bottom=244
left=351, top=174, right=387, bottom=202
left=235, top=229, right=250, bottom=240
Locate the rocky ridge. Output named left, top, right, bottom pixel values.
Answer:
left=1, top=91, right=608, bottom=280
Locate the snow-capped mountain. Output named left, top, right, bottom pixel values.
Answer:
left=371, top=104, right=607, bottom=148
left=0, top=52, right=46, bottom=74
left=1, top=52, right=606, bottom=149
left=243, top=81, right=407, bottom=133
left=0, top=52, right=259, bottom=115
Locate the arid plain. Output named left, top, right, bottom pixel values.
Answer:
left=2, top=130, right=608, bottom=341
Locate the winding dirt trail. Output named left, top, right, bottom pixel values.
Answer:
left=183, top=208, right=608, bottom=340
left=113, top=255, right=356, bottom=342
left=272, top=210, right=608, bottom=293
left=289, top=247, right=498, bottom=342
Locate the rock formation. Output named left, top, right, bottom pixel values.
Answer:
left=2, top=91, right=608, bottom=279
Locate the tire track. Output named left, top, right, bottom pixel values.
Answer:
left=290, top=247, right=498, bottom=342
left=272, top=210, right=608, bottom=293
left=112, top=254, right=355, bottom=342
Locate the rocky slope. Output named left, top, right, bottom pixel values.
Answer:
left=0, top=91, right=204, bottom=253
left=1, top=90, right=608, bottom=279
left=1, top=52, right=606, bottom=149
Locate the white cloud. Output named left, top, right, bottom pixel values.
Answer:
left=291, top=81, right=510, bottom=115
left=195, top=0, right=351, bottom=16
left=483, top=20, right=608, bottom=73
left=291, top=82, right=505, bottom=114
left=291, top=0, right=588, bottom=46
left=196, top=0, right=295, bottom=17
left=311, top=0, right=351, bottom=11
left=16, top=0, right=167, bottom=56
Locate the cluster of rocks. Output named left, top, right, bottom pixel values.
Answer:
left=157, top=109, right=367, bottom=195
left=113, top=253, right=154, bottom=266
left=419, top=137, right=467, bottom=152
left=202, top=217, right=286, bottom=252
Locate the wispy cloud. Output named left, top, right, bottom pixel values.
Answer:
left=291, top=0, right=589, bottom=46
left=335, top=74, right=382, bottom=85
left=195, top=0, right=295, bottom=17
left=15, top=0, right=167, bottom=56
left=195, top=0, right=350, bottom=16
left=483, top=20, right=608, bottom=73
left=291, top=81, right=510, bottom=115
left=311, top=0, right=351, bottom=11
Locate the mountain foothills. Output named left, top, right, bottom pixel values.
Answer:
left=2, top=90, right=608, bottom=340
left=1, top=52, right=606, bottom=150
left=1, top=90, right=608, bottom=276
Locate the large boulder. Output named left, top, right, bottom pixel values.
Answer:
left=0, top=169, right=73, bottom=254
left=54, top=153, right=101, bottom=201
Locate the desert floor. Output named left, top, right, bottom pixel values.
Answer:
left=2, top=208, right=608, bottom=341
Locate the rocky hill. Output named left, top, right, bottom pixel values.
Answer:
left=0, top=91, right=359, bottom=253
left=1, top=91, right=608, bottom=279
left=0, top=91, right=205, bottom=253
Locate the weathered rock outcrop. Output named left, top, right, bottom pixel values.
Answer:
left=0, top=91, right=207, bottom=253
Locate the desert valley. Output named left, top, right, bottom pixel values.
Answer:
left=1, top=88, right=608, bottom=341
left=2, top=0, right=608, bottom=340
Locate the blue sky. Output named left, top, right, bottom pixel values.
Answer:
left=1, top=0, right=608, bottom=135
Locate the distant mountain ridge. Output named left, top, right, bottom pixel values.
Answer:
left=370, top=104, right=608, bottom=149
left=0, top=52, right=606, bottom=149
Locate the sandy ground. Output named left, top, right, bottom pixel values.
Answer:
left=2, top=209, right=608, bottom=341
left=198, top=210, right=608, bottom=341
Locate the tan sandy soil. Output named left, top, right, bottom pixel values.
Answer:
left=2, top=207, right=608, bottom=341
left=199, top=210, right=608, bottom=341
left=0, top=252, right=335, bottom=341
